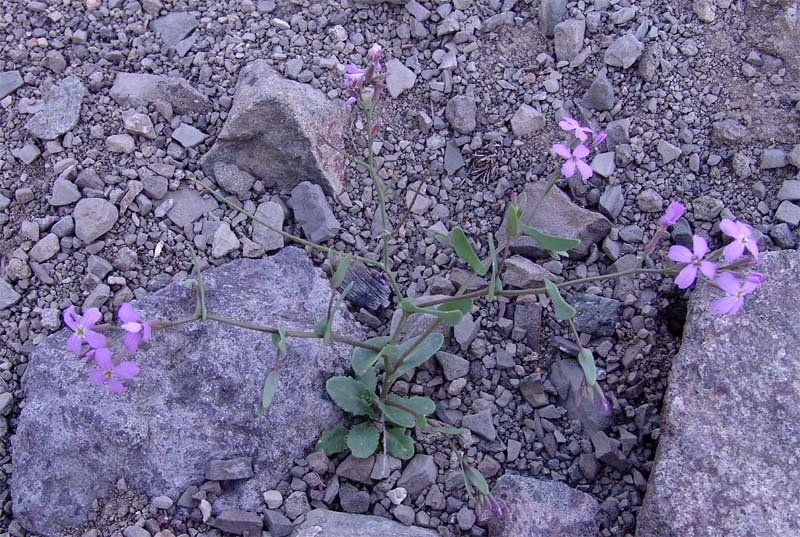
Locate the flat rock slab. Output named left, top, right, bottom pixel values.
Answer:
left=11, top=248, right=363, bottom=536
left=110, top=72, right=211, bottom=114
left=636, top=250, right=800, bottom=537
left=488, top=474, right=599, bottom=536
left=295, top=509, right=438, bottom=537
left=25, top=76, right=85, bottom=140
left=201, top=60, right=347, bottom=195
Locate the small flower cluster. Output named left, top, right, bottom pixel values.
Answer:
left=474, top=490, right=504, bottom=522
left=63, top=302, right=151, bottom=393
left=344, top=44, right=384, bottom=106
left=552, top=117, right=607, bottom=180
left=655, top=202, right=765, bottom=315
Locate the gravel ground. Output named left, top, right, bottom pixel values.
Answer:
left=0, top=0, right=798, bottom=536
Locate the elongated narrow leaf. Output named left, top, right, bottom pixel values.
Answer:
left=577, top=348, right=597, bottom=386
left=385, top=426, right=415, bottom=460
left=438, top=298, right=473, bottom=316
left=505, top=204, right=520, bottom=239
left=377, top=399, right=416, bottom=428
left=487, top=233, right=498, bottom=301
left=520, top=224, right=581, bottom=253
left=330, top=254, right=353, bottom=288
left=434, top=232, right=451, bottom=248
left=451, top=227, right=487, bottom=276
left=324, top=282, right=353, bottom=344
left=426, top=425, right=468, bottom=435
left=544, top=280, right=576, bottom=321
left=270, top=321, right=287, bottom=355
left=316, top=424, right=348, bottom=456
left=325, top=376, right=373, bottom=416
left=400, top=299, right=463, bottom=326
left=351, top=336, right=391, bottom=376
left=347, top=422, right=380, bottom=458
left=257, top=368, right=280, bottom=416
left=387, top=394, right=436, bottom=417
left=464, top=467, right=489, bottom=495
left=388, top=333, right=444, bottom=383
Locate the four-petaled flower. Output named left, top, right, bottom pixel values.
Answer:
left=660, top=201, right=685, bottom=227
left=118, top=303, right=152, bottom=353
left=668, top=235, right=717, bottom=289
left=344, top=64, right=365, bottom=88
left=553, top=143, right=593, bottom=179
left=720, top=219, right=759, bottom=261
left=89, top=348, right=140, bottom=393
left=710, top=272, right=760, bottom=315
left=559, top=117, right=593, bottom=142
left=63, top=305, right=106, bottom=354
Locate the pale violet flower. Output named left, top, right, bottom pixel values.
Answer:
left=720, top=219, right=759, bottom=261
left=118, top=303, right=152, bottom=353
left=660, top=201, right=685, bottom=227
left=63, top=306, right=106, bottom=354
left=553, top=143, right=593, bottom=179
left=668, top=235, right=717, bottom=289
left=89, top=349, right=140, bottom=393
left=710, top=272, right=760, bottom=315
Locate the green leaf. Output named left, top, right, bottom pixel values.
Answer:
left=438, top=298, right=473, bottom=316
left=376, top=399, right=416, bottom=428
left=330, top=254, right=353, bottom=288
left=385, top=426, right=415, bottom=460
left=451, top=227, right=487, bottom=276
left=316, top=425, right=348, bottom=456
left=351, top=336, right=391, bottom=376
left=434, top=232, right=451, bottom=248
left=270, top=322, right=287, bottom=356
left=257, top=368, right=280, bottom=416
left=505, top=204, right=520, bottom=239
left=577, top=348, right=597, bottom=386
left=487, top=233, right=498, bottom=301
left=387, top=394, right=436, bottom=417
left=426, top=425, right=468, bottom=435
left=324, top=282, right=353, bottom=344
left=544, top=280, right=576, bottom=321
left=464, top=466, right=489, bottom=495
left=325, top=376, right=373, bottom=416
left=313, top=318, right=327, bottom=336
left=347, top=422, right=380, bottom=458
left=400, top=299, right=463, bottom=327
left=520, top=224, right=581, bottom=253
left=388, top=332, right=445, bottom=383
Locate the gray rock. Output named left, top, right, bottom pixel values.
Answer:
left=106, top=134, right=136, bottom=154
left=657, top=140, right=682, bottom=164
left=296, top=509, right=439, bottom=536
left=445, top=95, right=477, bottom=134
left=497, top=181, right=611, bottom=260
left=11, top=248, right=364, bottom=535
left=638, top=44, right=663, bottom=81
left=201, top=61, right=347, bottom=195
left=775, top=201, right=800, bottom=226
left=462, top=409, right=496, bottom=441
left=510, top=104, right=545, bottom=137
left=76, top=169, right=104, bottom=191
left=454, top=313, right=478, bottom=351
left=520, top=373, right=549, bottom=408
left=554, top=19, right=585, bottom=62
left=73, top=199, right=119, bottom=243
left=636, top=188, right=663, bottom=212
left=336, top=455, right=375, bottom=485
left=692, top=195, right=724, bottom=221
left=712, top=119, right=747, bottom=145
left=151, top=12, right=199, bottom=48
left=123, top=527, right=150, bottom=537
left=0, top=280, right=21, bottom=311
left=122, top=111, right=156, bottom=139
left=13, top=143, right=41, bottom=165
left=489, top=474, right=599, bottom=536
left=205, top=457, right=253, bottom=481
left=385, top=59, right=417, bottom=98
left=0, top=70, right=24, bottom=99
left=30, top=234, right=60, bottom=263
left=604, top=34, right=644, bottom=69
left=209, top=510, right=262, bottom=536
left=770, top=223, right=797, bottom=248
left=760, top=148, right=788, bottom=169
left=539, top=0, right=567, bottom=37
left=110, top=73, right=211, bottom=114
left=590, top=152, right=615, bottom=178
left=693, top=0, right=716, bottom=22
left=502, top=256, right=558, bottom=289
left=284, top=491, right=309, bottom=520
left=436, top=13, right=460, bottom=36
left=789, top=145, right=800, bottom=168
left=604, top=117, right=631, bottom=150
left=164, top=188, right=217, bottom=228
left=84, top=284, right=111, bottom=310
left=394, top=504, right=416, bottom=526
left=26, top=76, right=85, bottom=140
left=549, top=359, right=613, bottom=434
left=213, top=162, right=255, bottom=197
left=171, top=123, right=207, bottom=148
left=338, top=483, right=370, bottom=513
left=212, top=222, right=240, bottom=258
left=405, top=0, right=431, bottom=21
left=572, top=294, right=622, bottom=337
left=581, top=71, right=615, bottom=111
left=49, top=179, right=81, bottom=206
left=777, top=180, right=800, bottom=201
left=636, top=251, right=800, bottom=537
left=252, top=201, right=285, bottom=251
left=444, top=142, right=465, bottom=175
left=483, top=11, right=515, bottom=32
left=591, top=430, right=629, bottom=470
left=263, top=510, right=292, bottom=537
left=397, top=454, right=438, bottom=497
left=291, top=181, right=340, bottom=243
left=599, top=185, right=624, bottom=219
left=436, top=351, right=469, bottom=381
left=151, top=496, right=173, bottom=510
left=142, top=175, right=168, bottom=200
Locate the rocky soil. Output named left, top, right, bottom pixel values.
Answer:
left=0, top=0, right=798, bottom=536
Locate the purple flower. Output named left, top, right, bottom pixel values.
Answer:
left=344, top=64, right=365, bottom=88
left=475, top=491, right=504, bottom=522
left=89, top=348, right=140, bottom=393
left=720, top=219, right=759, bottom=262
left=575, top=379, right=610, bottom=415
left=558, top=117, right=593, bottom=142
left=660, top=201, right=685, bottom=226
left=710, top=272, right=760, bottom=315
left=118, top=302, right=152, bottom=353
left=746, top=272, right=765, bottom=284
left=553, top=143, right=592, bottom=179
left=368, top=44, right=383, bottom=67
left=63, top=305, right=106, bottom=354
left=592, top=130, right=607, bottom=146
left=668, top=235, right=717, bottom=289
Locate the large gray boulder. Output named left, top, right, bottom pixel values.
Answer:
left=295, top=509, right=438, bottom=536
left=201, top=61, right=348, bottom=195
left=488, top=474, right=600, bottom=536
left=636, top=250, right=800, bottom=537
left=496, top=181, right=611, bottom=260
left=11, top=248, right=364, bottom=536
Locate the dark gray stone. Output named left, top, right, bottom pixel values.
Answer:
left=164, top=188, right=218, bottom=228
left=520, top=374, right=549, bottom=408
left=549, top=359, right=612, bottom=434
left=489, top=474, right=599, bottom=536
left=397, top=454, right=438, bottom=497
left=581, top=71, right=615, bottom=111
left=291, top=181, right=340, bottom=243
left=201, top=61, right=347, bottom=195
left=110, top=73, right=211, bottom=114
left=444, top=142, right=465, bottom=175
left=0, top=71, right=24, bottom=99
left=338, top=483, right=370, bottom=514
left=554, top=19, right=585, bottom=62
left=572, top=294, right=622, bottom=337
left=336, top=455, right=375, bottom=485
left=462, top=409, right=496, bottom=441
left=296, top=509, right=439, bottom=536
left=604, top=34, right=644, bottom=69
left=205, top=457, right=253, bottom=481
left=538, top=0, right=567, bottom=37
left=263, top=509, right=292, bottom=537
left=637, top=251, right=800, bottom=537
left=591, top=431, right=629, bottom=471
left=0, top=280, right=21, bottom=311
left=599, top=185, right=624, bottom=219
left=151, top=12, right=198, bottom=48
left=445, top=95, right=477, bottom=134
left=11, top=248, right=364, bottom=535
left=26, top=76, right=85, bottom=140
left=208, top=510, right=262, bottom=536
left=436, top=351, right=469, bottom=381
left=213, top=162, right=256, bottom=198
left=73, top=198, right=119, bottom=243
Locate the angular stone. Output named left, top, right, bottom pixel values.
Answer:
left=0, top=280, right=22, bottom=310
left=554, top=19, right=585, bottom=62
left=520, top=373, right=549, bottom=408
left=605, top=117, right=631, bottom=150
left=397, top=454, right=437, bottom=497
left=502, top=256, right=558, bottom=289
left=549, top=359, right=613, bottom=434
left=591, top=152, right=616, bottom=178
left=208, top=510, right=262, bottom=536
left=436, top=351, right=469, bottom=381
left=73, top=199, right=119, bottom=243
left=212, top=222, right=240, bottom=258
left=205, top=457, right=253, bottom=481
left=462, top=409, right=496, bottom=441
left=599, top=184, right=624, bottom=219
left=151, top=12, right=199, bottom=48
left=581, top=71, right=614, bottom=111
left=13, top=143, right=41, bottom=165
left=291, top=181, right=340, bottom=243
left=591, top=430, right=629, bottom=470
left=213, top=162, right=255, bottom=197
left=30, top=234, right=60, bottom=263
left=263, top=510, right=292, bottom=537
left=296, top=509, right=438, bottom=536
left=638, top=44, right=663, bottom=81
left=445, top=95, right=477, bottom=134
left=775, top=201, right=800, bottom=226
left=11, top=248, right=364, bottom=535
left=26, top=76, right=85, bottom=140
left=0, top=70, right=24, bottom=99
left=637, top=251, right=800, bottom=537
left=106, top=134, right=136, bottom=154
left=489, top=474, right=599, bottom=536
left=252, top=201, right=284, bottom=251
left=760, top=148, right=788, bottom=169
left=777, top=180, right=800, bottom=201
left=604, top=34, right=644, bottom=69
left=122, top=111, right=156, bottom=139
left=497, top=181, right=611, bottom=260
left=385, top=59, right=416, bottom=98
left=201, top=61, right=347, bottom=194
left=338, top=483, right=370, bottom=514
left=538, top=0, right=567, bottom=37
left=711, top=119, right=747, bottom=145
left=49, top=179, right=81, bottom=206
left=510, top=104, right=545, bottom=137
left=444, top=142, right=465, bottom=175
left=336, top=455, right=375, bottom=486
left=110, top=73, right=211, bottom=114
left=171, top=123, right=207, bottom=148
left=637, top=188, right=663, bottom=212
left=164, top=188, right=218, bottom=228
left=572, top=293, right=622, bottom=337
left=657, top=140, right=682, bottom=164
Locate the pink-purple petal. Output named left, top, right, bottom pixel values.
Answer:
left=106, top=378, right=126, bottom=393
left=123, top=332, right=141, bottom=353
left=660, top=201, right=685, bottom=226
left=142, top=323, right=152, bottom=340
left=83, top=329, right=107, bottom=349
left=699, top=261, right=717, bottom=280
left=88, top=370, right=106, bottom=385
left=692, top=235, right=709, bottom=258
left=668, top=245, right=694, bottom=264
left=561, top=160, right=576, bottom=178
left=723, top=240, right=745, bottom=262
left=63, top=306, right=79, bottom=330
left=711, top=296, right=742, bottom=315
left=741, top=281, right=759, bottom=295
left=573, top=144, right=590, bottom=159
left=675, top=265, right=698, bottom=289
left=559, top=118, right=579, bottom=130
left=94, top=348, right=114, bottom=371
left=82, top=308, right=101, bottom=326
left=552, top=143, right=572, bottom=159
left=121, top=321, right=143, bottom=334
left=593, top=131, right=607, bottom=146
left=117, top=303, right=139, bottom=324
left=114, top=361, right=140, bottom=379
left=745, top=240, right=759, bottom=259
left=719, top=218, right=738, bottom=238
left=716, top=272, right=742, bottom=295
left=576, top=160, right=593, bottom=179
left=67, top=333, right=82, bottom=354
